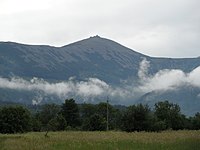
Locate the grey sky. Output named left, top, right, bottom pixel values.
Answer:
left=0, top=0, right=199, bottom=58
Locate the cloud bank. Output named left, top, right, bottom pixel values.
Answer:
left=0, top=76, right=132, bottom=104
left=138, top=59, right=200, bottom=92
left=0, top=59, right=200, bottom=104
left=0, top=77, right=108, bottom=98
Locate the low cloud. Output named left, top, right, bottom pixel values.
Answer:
left=0, top=59, right=200, bottom=104
left=137, top=57, right=150, bottom=81
left=138, top=59, right=200, bottom=92
left=0, top=76, right=132, bottom=104
left=0, top=77, right=109, bottom=98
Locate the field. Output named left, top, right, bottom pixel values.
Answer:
left=0, top=130, right=200, bottom=150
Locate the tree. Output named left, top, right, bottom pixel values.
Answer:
left=0, top=106, right=31, bottom=133
left=96, top=102, right=121, bottom=130
left=38, top=104, right=61, bottom=129
left=122, top=104, right=151, bottom=132
left=37, top=103, right=67, bottom=132
left=154, top=101, right=184, bottom=130
left=82, top=113, right=106, bottom=131
left=147, top=114, right=167, bottom=132
left=192, top=112, right=200, bottom=130
left=80, top=103, right=96, bottom=119
left=31, top=114, right=42, bottom=132
left=47, top=114, right=67, bottom=131
left=61, top=99, right=80, bottom=128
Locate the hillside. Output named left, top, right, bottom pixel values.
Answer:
left=0, top=36, right=200, bottom=115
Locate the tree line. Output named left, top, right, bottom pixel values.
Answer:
left=0, top=99, right=200, bottom=134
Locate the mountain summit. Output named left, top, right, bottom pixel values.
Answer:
left=0, top=36, right=147, bottom=83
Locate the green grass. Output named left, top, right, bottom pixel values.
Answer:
left=0, top=130, right=200, bottom=150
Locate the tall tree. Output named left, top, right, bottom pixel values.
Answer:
left=38, top=104, right=61, bottom=127
left=62, top=99, right=80, bottom=128
left=154, top=101, right=184, bottom=130
left=122, top=104, right=151, bottom=132
left=37, top=103, right=67, bottom=132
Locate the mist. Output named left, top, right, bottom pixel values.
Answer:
left=138, top=59, right=200, bottom=92
left=0, top=59, right=200, bottom=104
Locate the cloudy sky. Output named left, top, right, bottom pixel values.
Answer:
left=0, top=0, right=199, bottom=57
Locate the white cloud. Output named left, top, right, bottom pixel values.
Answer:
left=137, top=59, right=200, bottom=92
left=0, top=77, right=112, bottom=102
left=187, top=66, right=200, bottom=87
left=138, top=57, right=150, bottom=81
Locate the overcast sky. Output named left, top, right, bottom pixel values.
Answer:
left=0, top=0, right=199, bottom=58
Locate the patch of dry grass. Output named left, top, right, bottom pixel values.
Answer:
left=0, top=130, right=200, bottom=150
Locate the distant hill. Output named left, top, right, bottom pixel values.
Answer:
left=0, top=36, right=200, bottom=115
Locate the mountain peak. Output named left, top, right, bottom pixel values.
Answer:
left=62, top=35, right=145, bottom=58
left=89, top=35, right=101, bottom=39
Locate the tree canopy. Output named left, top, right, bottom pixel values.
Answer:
left=0, top=106, right=31, bottom=133
left=0, top=100, right=200, bottom=134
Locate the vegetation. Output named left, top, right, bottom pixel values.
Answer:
left=154, top=101, right=184, bottom=130
left=61, top=99, right=80, bottom=128
left=0, top=99, right=200, bottom=134
left=0, top=106, right=31, bottom=133
left=0, top=131, right=200, bottom=150
left=122, top=104, right=151, bottom=132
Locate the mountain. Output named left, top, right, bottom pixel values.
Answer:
left=0, top=36, right=145, bottom=84
left=0, top=36, right=200, bottom=115
left=1, top=36, right=199, bottom=84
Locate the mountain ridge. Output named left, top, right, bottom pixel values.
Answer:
left=1, top=36, right=199, bottom=59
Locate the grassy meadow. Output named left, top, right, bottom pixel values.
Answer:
left=0, top=130, right=200, bottom=150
